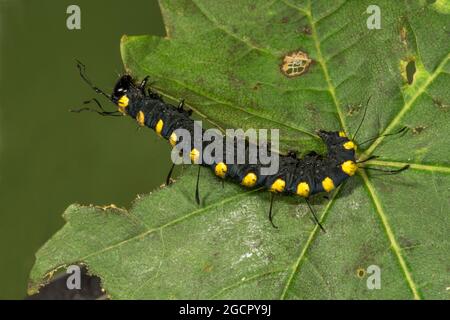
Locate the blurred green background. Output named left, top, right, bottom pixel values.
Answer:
left=0, top=0, right=170, bottom=298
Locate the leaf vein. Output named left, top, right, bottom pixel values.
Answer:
left=191, top=0, right=278, bottom=57
left=367, top=160, right=450, bottom=174
left=211, top=268, right=289, bottom=299
left=363, top=53, right=450, bottom=157
left=282, top=0, right=347, bottom=132
left=279, top=185, right=342, bottom=299
left=360, top=170, right=422, bottom=299
left=79, top=188, right=261, bottom=262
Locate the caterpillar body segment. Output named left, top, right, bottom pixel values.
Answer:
left=111, top=75, right=357, bottom=198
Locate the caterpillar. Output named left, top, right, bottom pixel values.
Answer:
left=73, top=61, right=409, bottom=230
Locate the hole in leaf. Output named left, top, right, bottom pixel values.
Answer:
left=280, top=50, right=312, bottom=77
left=356, top=268, right=366, bottom=278
left=406, top=60, right=416, bottom=85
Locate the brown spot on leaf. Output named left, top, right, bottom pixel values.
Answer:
left=280, top=50, right=312, bottom=77
left=400, top=26, right=407, bottom=46
left=398, top=236, right=420, bottom=250
left=346, top=103, right=362, bottom=116
left=301, top=25, right=312, bottom=35
left=203, top=263, right=214, bottom=272
left=95, top=203, right=127, bottom=213
left=228, top=73, right=245, bottom=88
left=433, top=98, right=450, bottom=111
left=253, top=82, right=262, bottom=90
left=412, top=126, right=426, bottom=134
left=356, top=268, right=366, bottom=278
left=281, top=16, right=289, bottom=23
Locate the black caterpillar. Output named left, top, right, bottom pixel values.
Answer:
left=73, top=61, right=409, bottom=230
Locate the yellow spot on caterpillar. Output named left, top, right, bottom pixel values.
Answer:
left=270, top=178, right=285, bottom=193
left=339, top=131, right=346, bottom=137
left=296, top=182, right=310, bottom=197
left=190, top=148, right=200, bottom=163
left=342, top=160, right=357, bottom=176
left=214, top=162, right=227, bottom=178
left=242, top=172, right=257, bottom=187
left=136, top=111, right=145, bottom=126
left=169, top=132, right=177, bottom=146
left=117, top=95, right=129, bottom=114
left=322, top=177, right=335, bottom=192
left=118, top=95, right=129, bottom=107
left=155, top=119, right=163, bottom=136
left=343, top=141, right=357, bottom=150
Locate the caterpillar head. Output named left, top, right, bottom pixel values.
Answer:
left=317, top=130, right=357, bottom=159
left=112, top=75, right=137, bottom=113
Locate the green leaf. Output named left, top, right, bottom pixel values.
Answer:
left=29, top=0, right=450, bottom=299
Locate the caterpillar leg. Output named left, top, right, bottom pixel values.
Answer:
left=139, top=76, right=150, bottom=93
left=76, top=60, right=111, bottom=100
left=287, top=150, right=298, bottom=159
left=176, top=99, right=193, bottom=116
left=166, top=163, right=176, bottom=186
left=362, top=164, right=410, bottom=175
left=358, top=126, right=408, bottom=146
left=305, top=198, right=326, bottom=233
left=148, top=89, right=162, bottom=100
left=352, top=95, right=371, bottom=140
left=70, top=98, right=122, bottom=117
left=195, top=165, right=201, bottom=205
left=177, top=99, right=185, bottom=111
left=268, top=193, right=278, bottom=229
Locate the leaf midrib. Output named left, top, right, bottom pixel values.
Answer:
left=286, top=0, right=348, bottom=132
left=360, top=170, right=422, bottom=299
left=367, top=160, right=450, bottom=174
left=280, top=183, right=342, bottom=299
